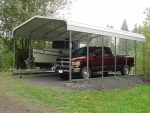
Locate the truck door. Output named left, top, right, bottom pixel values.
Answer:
left=104, top=47, right=114, bottom=70
left=91, top=48, right=102, bottom=71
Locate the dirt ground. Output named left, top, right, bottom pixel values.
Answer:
left=0, top=93, right=61, bottom=113
left=0, top=94, right=33, bottom=113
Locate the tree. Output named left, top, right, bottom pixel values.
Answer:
left=90, top=25, right=115, bottom=53
left=121, top=19, right=129, bottom=31
left=117, top=19, right=134, bottom=55
left=117, top=19, right=129, bottom=55
left=0, top=0, right=72, bottom=69
left=132, top=24, right=141, bottom=34
left=136, top=7, right=150, bottom=78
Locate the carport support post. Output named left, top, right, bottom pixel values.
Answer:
left=143, top=42, right=145, bottom=74
left=13, top=37, right=16, bottom=69
left=87, top=33, right=89, bottom=78
left=134, top=41, right=137, bottom=75
left=125, top=39, right=127, bottom=75
left=44, top=38, right=45, bottom=48
left=28, top=36, right=31, bottom=69
left=102, top=36, right=104, bottom=78
left=114, top=37, right=116, bottom=76
left=69, top=30, right=72, bottom=81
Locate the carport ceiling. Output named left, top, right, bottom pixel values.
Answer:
left=13, top=16, right=146, bottom=42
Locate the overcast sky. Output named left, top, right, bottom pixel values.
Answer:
left=68, top=0, right=150, bottom=30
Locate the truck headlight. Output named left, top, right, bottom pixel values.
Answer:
left=72, top=61, right=80, bottom=66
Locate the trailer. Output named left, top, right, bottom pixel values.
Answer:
left=13, top=16, right=146, bottom=79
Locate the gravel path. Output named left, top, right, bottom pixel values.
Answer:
left=22, top=73, right=148, bottom=91
left=64, top=75, right=147, bottom=91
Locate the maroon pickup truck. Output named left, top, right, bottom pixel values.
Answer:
left=56, top=47, right=134, bottom=79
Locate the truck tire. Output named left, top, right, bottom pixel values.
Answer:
left=59, top=74, right=69, bottom=80
left=80, top=67, right=91, bottom=79
left=121, top=65, right=129, bottom=75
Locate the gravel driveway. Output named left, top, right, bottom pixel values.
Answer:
left=21, top=73, right=148, bottom=91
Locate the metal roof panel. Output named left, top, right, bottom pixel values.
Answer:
left=13, top=16, right=146, bottom=42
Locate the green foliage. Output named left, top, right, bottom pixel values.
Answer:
left=0, top=0, right=71, bottom=69
left=144, top=7, right=150, bottom=26
left=136, top=27, right=150, bottom=78
left=1, top=51, right=13, bottom=70
left=32, top=40, right=52, bottom=49
left=136, top=42, right=144, bottom=74
left=0, top=38, right=13, bottom=70
left=132, top=24, right=142, bottom=33
left=136, top=7, right=150, bottom=78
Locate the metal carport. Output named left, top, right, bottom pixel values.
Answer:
left=13, top=16, right=146, bottom=80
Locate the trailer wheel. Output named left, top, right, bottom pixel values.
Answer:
left=59, top=74, right=69, bottom=80
left=80, top=67, right=91, bottom=79
left=121, top=65, right=129, bottom=75
left=103, top=72, right=108, bottom=76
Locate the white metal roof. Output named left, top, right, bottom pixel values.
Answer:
left=13, top=16, right=146, bottom=42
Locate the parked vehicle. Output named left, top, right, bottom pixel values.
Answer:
left=33, top=39, right=79, bottom=69
left=56, top=46, right=134, bottom=79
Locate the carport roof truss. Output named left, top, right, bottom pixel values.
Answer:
left=13, top=16, right=146, bottom=42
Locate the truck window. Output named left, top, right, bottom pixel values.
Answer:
left=104, top=47, right=111, bottom=55
left=94, top=48, right=102, bottom=56
left=72, top=48, right=86, bottom=56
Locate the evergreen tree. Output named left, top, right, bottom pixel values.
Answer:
left=90, top=25, right=115, bottom=53
left=121, top=19, right=129, bottom=31
left=132, top=24, right=141, bottom=33
left=117, top=19, right=128, bottom=55
left=117, top=19, right=134, bottom=55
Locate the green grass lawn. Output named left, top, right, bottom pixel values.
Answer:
left=0, top=72, right=150, bottom=113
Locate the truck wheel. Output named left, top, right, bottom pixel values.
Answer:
left=59, top=74, right=69, bottom=80
left=121, top=65, right=129, bottom=75
left=80, top=67, right=91, bottom=79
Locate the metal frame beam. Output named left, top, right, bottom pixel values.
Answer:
left=44, top=25, right=65, bottom=39
left=143, top=42, right=145, bottom=74
left=87, top=33, right=89, bottom=79
left=13, top=37, right=16, bottom=69
left=69, top=30, right=72, bottom=81
left=102, top=36, right=104, bottom=78
left=114, top=37, right=117, bottom=76
left=125, top=39, right=128, bottom=75
left=134, top=41, right=137, bottom=75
